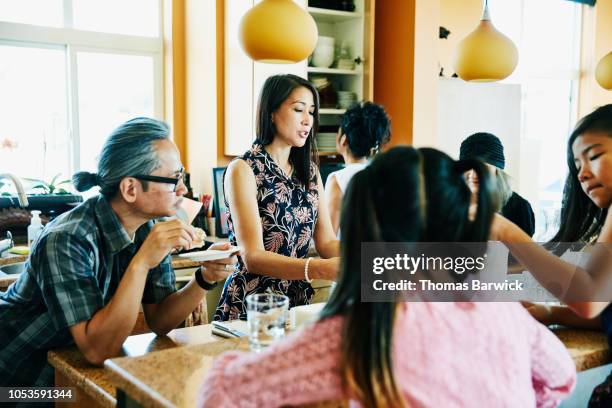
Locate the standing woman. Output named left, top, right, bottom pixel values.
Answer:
left=460, top=132, right=536, bottom=237
left=325, top=101, right=391, bottom=236
left=214, top=74, right=339, bottom=321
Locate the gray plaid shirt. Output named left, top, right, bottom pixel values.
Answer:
left=0, top=195, right=176, bottom=387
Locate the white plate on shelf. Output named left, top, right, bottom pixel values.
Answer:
left=178, top=246, right=242, bottom=262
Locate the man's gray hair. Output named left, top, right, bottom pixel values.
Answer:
left=72, top=117, right=171, bottom=197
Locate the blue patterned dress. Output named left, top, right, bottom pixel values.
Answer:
left=214, top=143, right=319, bottom=321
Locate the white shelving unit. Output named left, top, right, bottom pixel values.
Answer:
left=307, top=7, right=362, bottom=22
left=223, top=0, right=373, bottom=157
left=307, top=0, right=373, bottom=156
left=319, top=108, right=347, bottom=115
left=307, top=67, right=361, bottom=75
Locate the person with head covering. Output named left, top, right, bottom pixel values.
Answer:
left=460, top=132, right=535, bottom=237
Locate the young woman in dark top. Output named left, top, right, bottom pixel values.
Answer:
left=460, top=132, right=536, bottom=237
left=491, top=104, right=612, bottom=406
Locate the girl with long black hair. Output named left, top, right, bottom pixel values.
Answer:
left=200, top=146, right=574, bottom=407
left=493, top=104, right=612, bottom=406
left=494, top=105, right=612, bottom=315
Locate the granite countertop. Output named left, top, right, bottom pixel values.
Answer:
left=553, top=327, right=611, bottom=372
left=106, top=337, right=251, bottom=407
left=104, top=321, right=343, bottom=408
left=48, top=320, right=610, bottom=408
left=48, top=322, right=246, bottom=408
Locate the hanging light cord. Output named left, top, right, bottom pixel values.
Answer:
left=482, top=0, right=491, bottom=20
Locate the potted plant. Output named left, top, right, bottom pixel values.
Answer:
left=24, top=173, right=73, bottom=195
left=0, top=173, right=83, bottom=221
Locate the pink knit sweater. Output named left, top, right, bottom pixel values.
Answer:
left=199, top=303, right=576, bottom=407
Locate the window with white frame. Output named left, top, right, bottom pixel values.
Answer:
left=0, top=0, right=163, bottom=190
left=489, top=0, right=582, bottom=240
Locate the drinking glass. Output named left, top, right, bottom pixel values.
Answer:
left=246, top=294, right=289, bottom=352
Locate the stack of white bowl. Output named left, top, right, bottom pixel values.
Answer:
left=311, top=77, right=329, bottom=89
left=311, top=36, right=335, bottom=68
left=337, top=91, right=357, bottom=109
left=316, top=132, right=337, bottom=153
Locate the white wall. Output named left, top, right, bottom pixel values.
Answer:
left=436, top=78, right=522, bottom=189
left=185, top=0, right=218, bottom=196
left=412, top=0, right=440, bottom=148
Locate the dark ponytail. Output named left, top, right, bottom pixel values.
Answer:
left=322, top=147, right=422, bottom=408
left=320, top=146, right=496, bottom=407
left=72, top=171, right=101, bottom=192
left=418, top=149, right=495, bottom=243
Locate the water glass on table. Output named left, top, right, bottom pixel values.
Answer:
left=246, top=294, right=289, bottom=352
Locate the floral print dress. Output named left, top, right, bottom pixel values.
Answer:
left=214, top=143, right=319, bottom=321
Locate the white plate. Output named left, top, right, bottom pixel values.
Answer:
left=178, top=246, right=242, bottom=262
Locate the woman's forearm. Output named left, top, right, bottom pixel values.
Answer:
left=566, top=302, right=610, bottom=319
left=551, top=305, right=603, bottom=328
left=500, top=218, right=605, bottom=303
left=505, top=239, right=597, bottom=301
left=315, top=239, right=340, bottom=259
left=243, top=250, right=336, bottom=281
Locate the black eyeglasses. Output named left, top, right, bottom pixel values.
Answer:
left=131, top=167, right=185, bottom=192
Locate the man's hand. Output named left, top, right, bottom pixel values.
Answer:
left=199, top=242, right=239, bottom=284
left=134, top=219, right=196, bottom=270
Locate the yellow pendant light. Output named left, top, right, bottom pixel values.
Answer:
left=453, top=0, right=518, bottom=82
left=239, top=0, right=318, bottom=64
left=595, top=51, right=612, bottom=90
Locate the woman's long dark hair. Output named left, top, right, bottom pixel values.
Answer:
left=255, top=74, right=319, bottom=187
left=549, top=104, right=612, bottom=247
left=320, top=146, right=496, bottom=407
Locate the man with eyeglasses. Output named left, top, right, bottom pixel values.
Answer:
left=0, top=118, right=238, bottom=389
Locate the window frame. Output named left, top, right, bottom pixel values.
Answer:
left=489, top=0, right=583, bottom=239
left=0, top=0, right=163, bottom=175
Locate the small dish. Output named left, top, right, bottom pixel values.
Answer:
left=178, top=246, right=242, bottom=262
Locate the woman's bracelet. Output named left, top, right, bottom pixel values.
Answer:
left=304, top=257, right=313, bottom=283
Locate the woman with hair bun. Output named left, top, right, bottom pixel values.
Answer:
left=325, top=101, right=391, bottom=236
